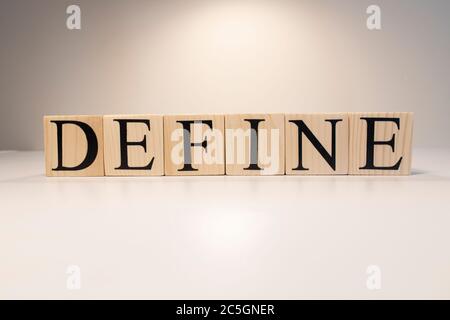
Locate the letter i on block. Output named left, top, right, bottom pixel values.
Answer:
left=285, top=113, right=349, bottom=175
left=43, top=115, right=104, bottom=176
left=349, top=112, right=413, bottom=175
left=103, top=115, right=164, bottom=176
left=225, top=114, right=285, bottom=175
left=164, top=115, right=225, bottom=175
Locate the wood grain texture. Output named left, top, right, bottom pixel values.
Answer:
left=285, top=113, right=349, bottom=175
left=44, top=115, right=104, bottom=177
left=103, top=114, right=164, bottom=176
left=349, top=112, right=413, bottom=175
left=225, top=114, right=285, bottom=175
left=163, top=114, right=225, bottom=176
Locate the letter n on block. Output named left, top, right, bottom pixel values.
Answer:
left=349, top=112, right=413, bottom=175
left=103, top=115, right=164, bottom=176
left=43, top=115, right=104, bottom=176
left=285, top=113, right=349, bottom=175
left=164, top=115, right=225, bottom=176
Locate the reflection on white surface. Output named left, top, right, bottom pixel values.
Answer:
left=197, top=208, right=262, bottom=253
left=0, top=149, right=450, bottom=299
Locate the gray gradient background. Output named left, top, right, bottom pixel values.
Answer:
left=1, top=0, right=449, bottom=150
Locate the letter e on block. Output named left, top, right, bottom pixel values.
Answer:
left=43, top=115, right=104, bottom=176
left=349, top=112, right=413, bottom=175
left=103, top=114, right=164, bottom=176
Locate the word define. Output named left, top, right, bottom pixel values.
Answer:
left=43, top=112, right=413, bottom=176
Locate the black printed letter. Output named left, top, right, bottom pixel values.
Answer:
left=51, top=120, right=98, bottom=171
left=177, top=120, right=213, bottom=171
left=359, top=117, right=402, bottom=170
left=289, top=119, right=342, bottom=171
left=114, top=119, right=154, bottom=170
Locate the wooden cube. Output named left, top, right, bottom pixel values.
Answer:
left=349, top=112, right=413, bottom=175
left=44, top=115, right=104, bottom=177
left=285, top=113, right=349, bottom=175
left=225, top=114, right=285, bottom=175
left=164, top=115, right=225, bottom=175
left=103, top=115, right=164, bottom=176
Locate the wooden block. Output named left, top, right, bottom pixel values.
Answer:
left=349, top=112, right=413, bottom=175
left=164, top=114, right=225, bottom=176
left=225, top=114, right=285, bottom=175
left=103, top=115, right=164, bottom=176
left=285, top=113, right=349, bottom=175
left=44, top=115, right=104, bottom=176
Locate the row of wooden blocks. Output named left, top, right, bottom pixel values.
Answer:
left=43, top=113, right=413, bottom=176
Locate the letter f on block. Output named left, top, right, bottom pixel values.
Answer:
left=176, top=120, right=213, bottom=171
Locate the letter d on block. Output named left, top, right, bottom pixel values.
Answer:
left=44, top=115, right=104, bottom=176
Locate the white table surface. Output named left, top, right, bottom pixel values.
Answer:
left=1, top=149, right=449, bottom=299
